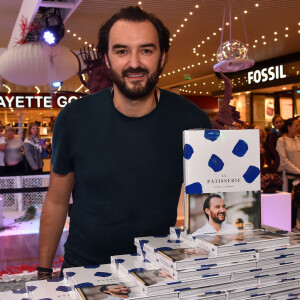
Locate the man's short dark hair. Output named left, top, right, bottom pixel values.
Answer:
left=203, top=194, right=222, bottom=220
left=97, top=6, right=170, bottom=58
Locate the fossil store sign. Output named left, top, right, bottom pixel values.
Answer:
left=0, top=93, right=81, bottom=108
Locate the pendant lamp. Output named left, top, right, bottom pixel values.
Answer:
left=213, top=0, right=254, bottom=73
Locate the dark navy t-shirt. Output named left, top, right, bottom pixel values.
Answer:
left=52, top=88, right=212, bottom=266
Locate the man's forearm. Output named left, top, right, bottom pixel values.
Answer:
left=39, top=196, right=69, bottom=268
left=39, top=169, right=74, bottom=269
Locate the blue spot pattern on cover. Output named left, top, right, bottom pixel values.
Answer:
left=143, top=259, right=150, bottom=263
left=204, top=130, right=220, bottom=141
left=56, top=286, right=72, bottom=292
left=130, top=253, right=139, bottom=256
left=21, top=298, right=30, bottom=300
left=74, top=282, right=94, bottom=288
left=115, top=259, right=125, bottom=270
left=243, top=166, right=260, bottom=183
left=175, top=228, right=181, bottom=239
left=232, top=139, right=248, bottom=157
left=167, top=239, right=182, bottom=244
left=13, top=289, right=27, bottom=294
left=94, top=272, right=112, bottom=277
left=185, top=182, right=203, bottom=194
left=39, top=298, right=52, bottom=300
left=66, top=272, right=76, bottom=277
left=208, top=154, right=224, bottom=172
left=84, top=265, right=100, bottom=269
left=153, top=234, right=168, bottom=238
left=26, top=286, right=37, bottom=292
left=129, top=268, right=146, bottom=272
left=47, top=278, right=64, bottom=282
left=139, top=240, right=149, bottom=251
left=154, top=247, right=173, bottom=252
left=183, top=144, right=194, bottom=159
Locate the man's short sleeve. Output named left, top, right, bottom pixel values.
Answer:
left=51, top=106, right=73, bottom=174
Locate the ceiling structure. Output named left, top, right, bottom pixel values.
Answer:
left=0, top=0, right=300, bottom=98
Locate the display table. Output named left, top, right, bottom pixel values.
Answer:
left=261, top=191, right=291, bottom=231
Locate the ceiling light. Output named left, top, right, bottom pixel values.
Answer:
left=244, top=10, right=248, bottom=14
left=213, top=32, right=216, bottom=35
left=262, top=36, right=265, bottom=39
left=181, top=24, right=184, bottom=27
left=67, top=29, right=70, bottom=33
left=285, top=34, right=288, bottom=37
left=274, top=32, right=277, bottom=35
left=285, top=27, right=289, bottom=30
left=184, top=18, right=188, bottom=21
left=234, top=17, right=238, bottom=20
left=255, top=3, right=259, bottom=7
left=282, top=87, right=286, bottom=90
left=195, top=5, right=199, bottom=8
left=189, top=12, right=193, bottom=15
left=274, top=38, right=278, bottom=41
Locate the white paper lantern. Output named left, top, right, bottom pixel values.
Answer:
left=0, top=42, right=78, bottom=86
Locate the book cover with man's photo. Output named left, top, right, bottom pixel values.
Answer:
left=187, top=191, right=261, bottom=236
left=63, top=264, right=172, bottom=300
left=183, top=129, right=261, bottom=235
left=190, top=229, right=290, bottom=254
left=156, top=246, right=256, bottom=270
left=76, top=282, right=178, bottom=300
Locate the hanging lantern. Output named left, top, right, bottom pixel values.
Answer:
left=0, top=42, right=78, bottom=86
left=213, top=0, right=254, bottom=73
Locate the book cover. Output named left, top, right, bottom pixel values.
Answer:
left=26, top=278, right=75, bottom=300
left=0, top=289, right=29, bottom=300
left=183, top=129, right=260, bottom=193
left=228, top=279, right=300, bottom=300
left=191, top=229, right=290, bottom=254
left=179, top=277, right=259, bottom=299
left=232, top=261, right=300, bottom=281
left=134, top=235, right=188, bottom=257
left=161, top=259, right=257, bottom=280
left=183, top=129, right=261, bottom=234
left=64, top=263, right=177, bottom=300
left=156, top=246, right=256, bottom=270
left=111, top=253, right=231, bottom=295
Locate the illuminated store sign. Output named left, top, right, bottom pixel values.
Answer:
left=0, top=94, right=80, bottom=108
left=248, top=65, right=286, bottom=84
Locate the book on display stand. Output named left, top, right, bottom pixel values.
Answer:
left=112, top=253, right=233, bottom=296
left=179, top=290, right=228, bottom=300
left=25, top=278, right=76, bottom=300
left=183, top=129, right=262, bottom=238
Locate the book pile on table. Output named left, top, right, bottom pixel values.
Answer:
left=0, top=229, right=297, bottom=299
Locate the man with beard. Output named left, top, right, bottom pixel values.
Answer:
left=192, top=194, right=238, bottom=236
left=38, top=6, right=211, bottom=278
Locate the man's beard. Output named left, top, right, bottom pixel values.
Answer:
left=108, top=59, right=162, bottom=100
left=211, top=212, right=226, bottom=224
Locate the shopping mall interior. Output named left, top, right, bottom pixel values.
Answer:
left=0, top=0, right=300, bottom=298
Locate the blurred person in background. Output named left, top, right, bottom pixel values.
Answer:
left=254, top=124, right=282, bottom=193
left=23, top=123, right=45, bottom=174
left=0, top=122, right=6, bottom=175
left=271, top=115, right=284, bottom=137
left=4, top=126, right=24, bottom=174
left=276, top=117, right=300, bottom=231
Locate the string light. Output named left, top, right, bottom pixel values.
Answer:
left=3, top=84, right=11, bottom=93
left=35, top=86, right=40, bottom=94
